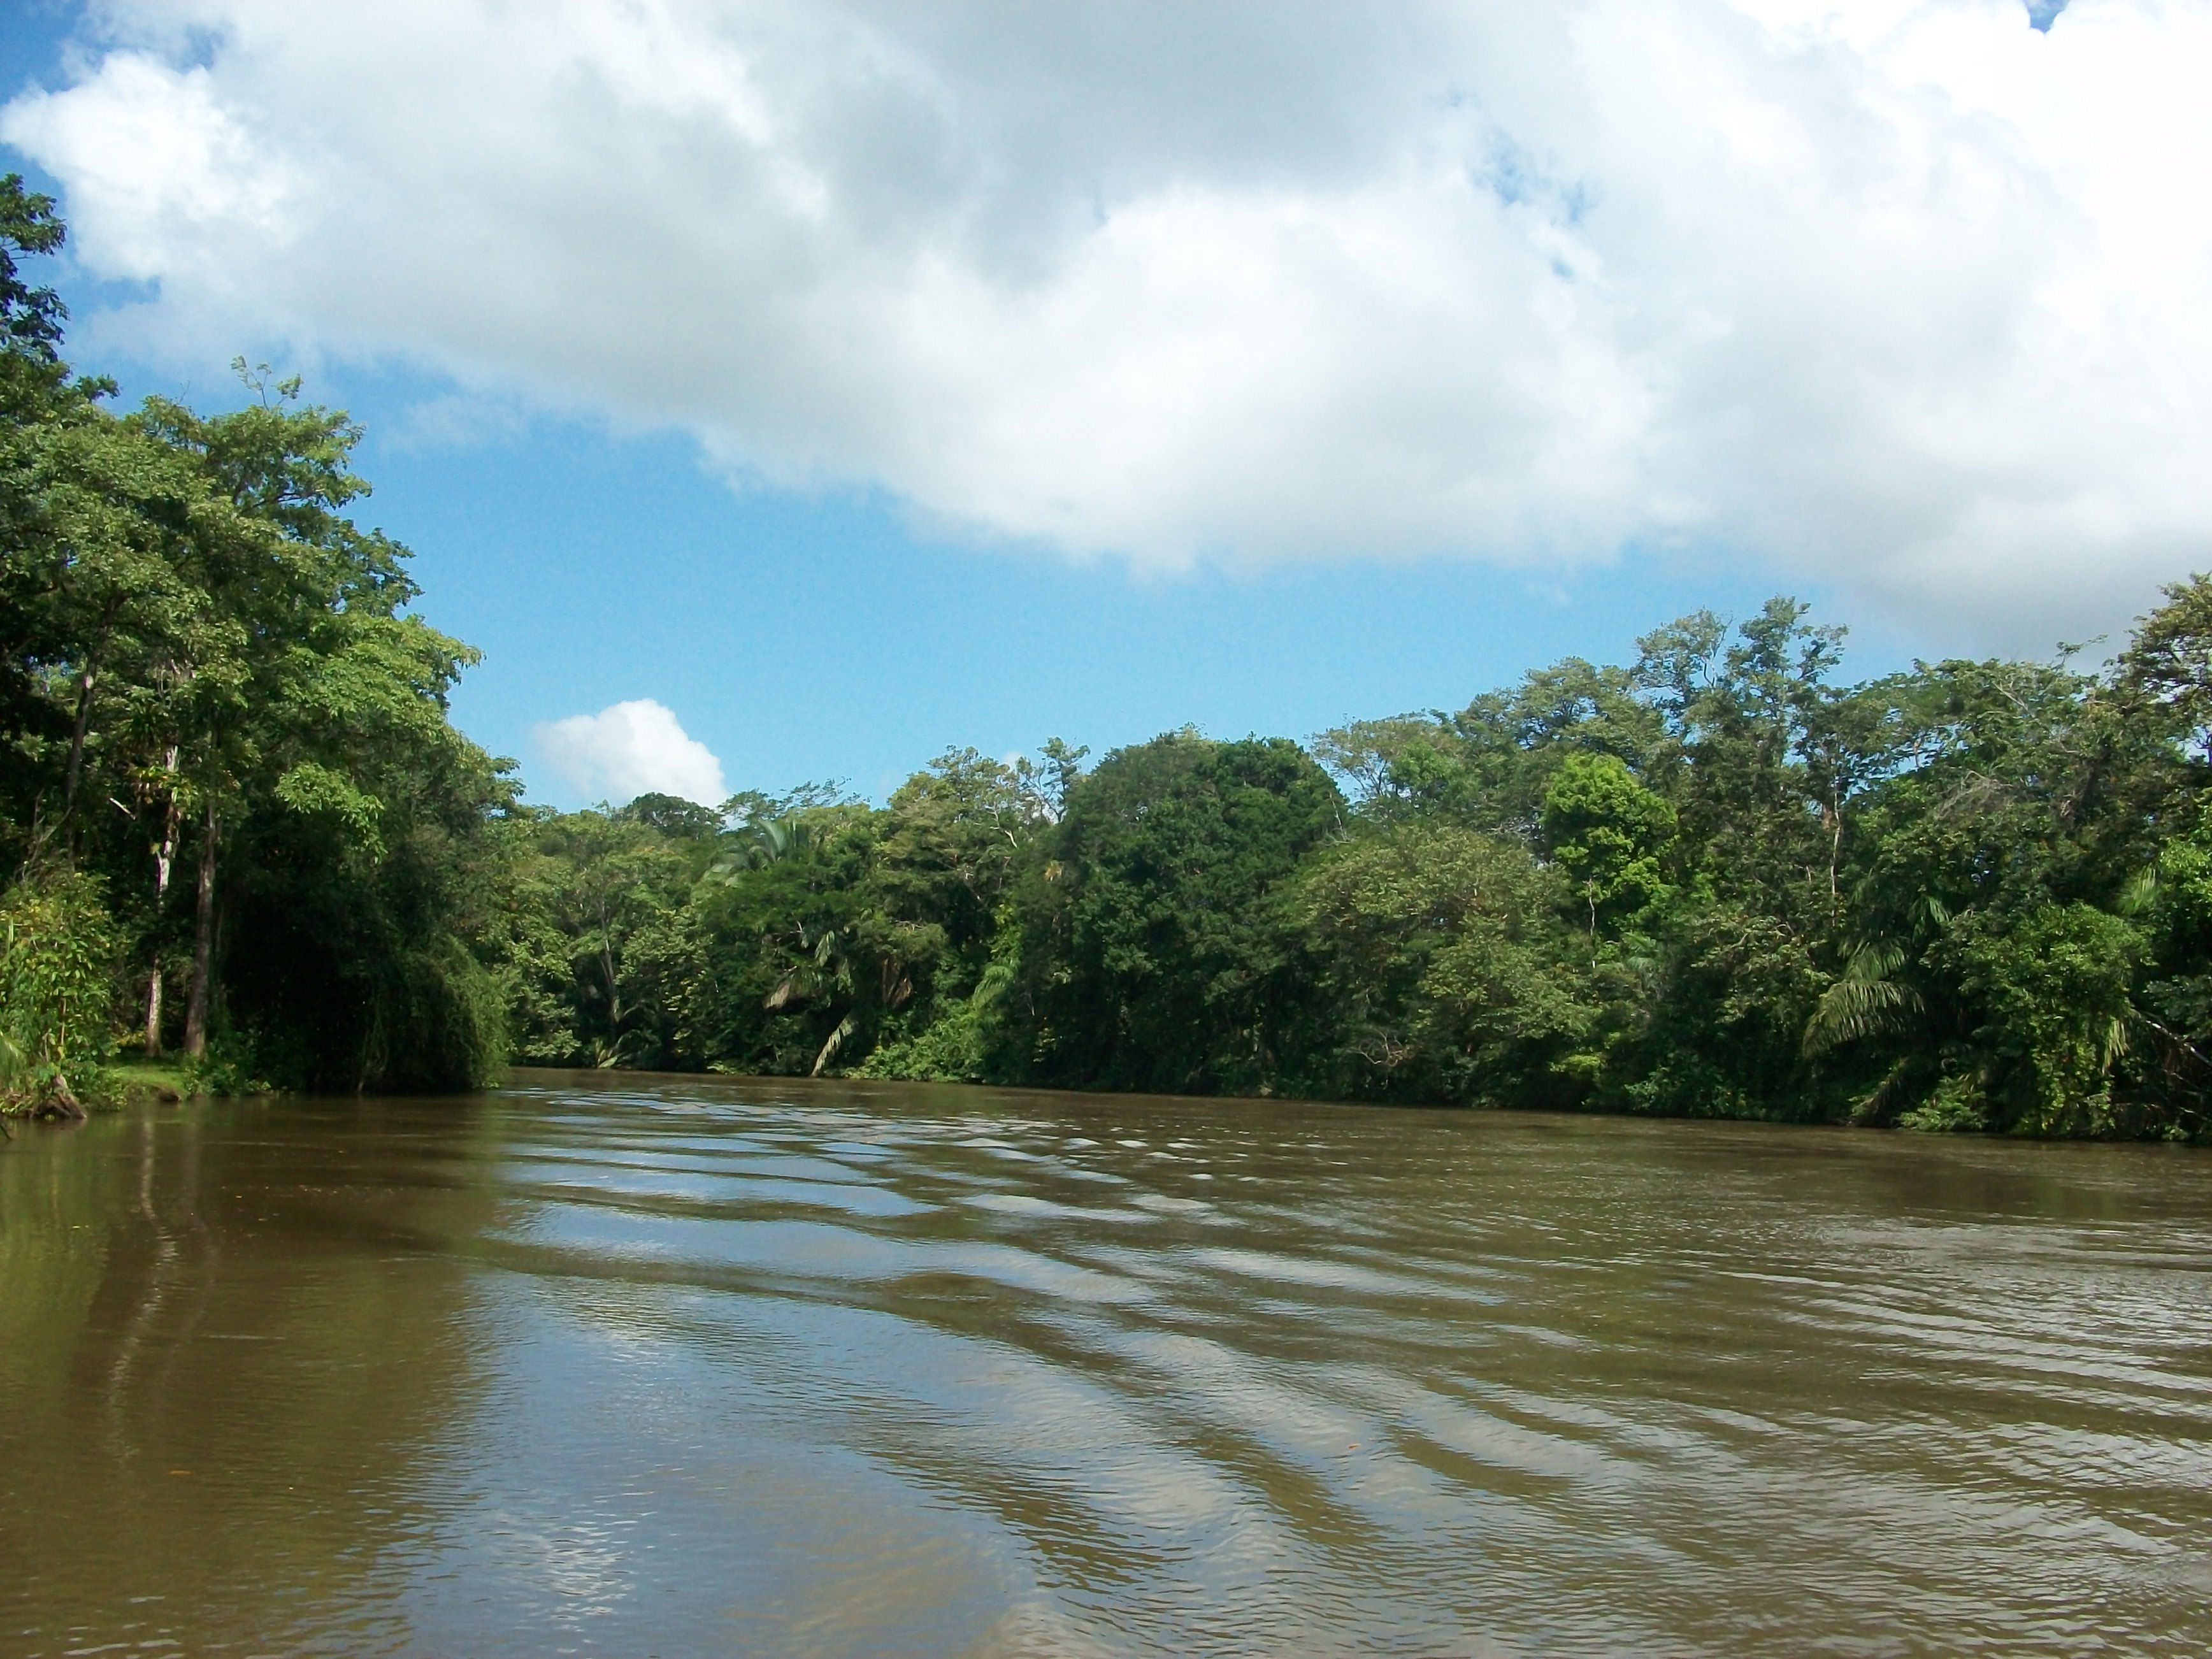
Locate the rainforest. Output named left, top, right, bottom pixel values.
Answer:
left=8, top=175, right=2212, bottom=1140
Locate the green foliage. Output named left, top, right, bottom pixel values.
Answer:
left=1542, top=752, right=1675, bottom=941
left=176, top=1032, right=270, bottom=1100
left=1002, top=733, right=1342, bottom=1094
left=12, top=184, right=2212, bottom=1138
left=1952, top=903, right=2141, bottom=1136
left=1897, top=1075, right=1988, bottom=1135
left=0, top=871, right=118, bottom=1112
left=484, top=577, right=2212, bottom=1142
left=1803, top=940, right=1920, bottom=1057
left=504, top=806, right=707, bottom=1069
left=854, top=979, right=1000, bottom=1082
left=0, top=174, right=71, bottom=417
left=1, top=196, right=515, bottom=1093
left=1296, top=823, right=1598, bottom=1105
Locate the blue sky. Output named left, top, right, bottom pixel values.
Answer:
left=5, top=1, right=2199, bottom=807
left=329, top=399, right=1817, bottom=804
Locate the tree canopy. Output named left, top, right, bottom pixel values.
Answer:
left=2, top=178, right=515, bottom=1105
left=10, top=175, right=2212, bottom=1141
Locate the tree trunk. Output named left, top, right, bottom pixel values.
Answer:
left=184, top=804, right=218, bottom=1058
left=1827, top=782, right=1843, bottom=907
left=63, top=661, right=96, bottom=810
left=59, top=610, right=116, bottom=840
left=145, top=772, right=179, bottom=1058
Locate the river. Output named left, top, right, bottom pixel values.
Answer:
left=4, top=1072, right=2210, bottom=1655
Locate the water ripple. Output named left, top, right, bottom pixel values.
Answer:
left=8, top=1075, right=2212, bottom=1655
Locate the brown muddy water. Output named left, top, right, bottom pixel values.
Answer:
left=3, top=1072, right=2211, bottom=1656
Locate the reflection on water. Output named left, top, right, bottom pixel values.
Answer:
left=4, top=1072, right=2212, bottom=1655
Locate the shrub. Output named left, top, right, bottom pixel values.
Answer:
left=1, top=872, right=121, bottom=1116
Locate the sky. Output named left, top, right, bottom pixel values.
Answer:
left=3, top=0, right=2207, bottom=808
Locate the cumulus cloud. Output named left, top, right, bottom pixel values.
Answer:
left=6, top=0, right=2211, bottom=648
left=533, top=700, right=728, bottom=808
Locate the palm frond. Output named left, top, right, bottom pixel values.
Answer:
left=2117, top=866, right=2160, bottom=917
left=1804, top=944, right=1923, bottom=1056
left=812, top=1011, right=858, bottom=1077
left=704, top=815, right=819, bottom=884
left=2101, top=1014, right=2131, bottom=1070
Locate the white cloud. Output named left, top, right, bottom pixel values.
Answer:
left=6, top=0, right=2211, bottom=649
left=532, top=700, right=728, bottom=808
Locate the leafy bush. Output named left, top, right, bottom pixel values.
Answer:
left=1955, top=903, right=2140, bottom=1136
left=0, top=872, right=120, bottom=1114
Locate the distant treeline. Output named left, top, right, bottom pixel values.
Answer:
left=10, top=176, right=2212, bottom=1138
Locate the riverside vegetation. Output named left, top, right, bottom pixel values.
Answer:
left=9, top=178, right=2212, bottom=1139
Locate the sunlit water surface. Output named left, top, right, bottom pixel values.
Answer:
left=4, top=1073, right=2212, bottom=1656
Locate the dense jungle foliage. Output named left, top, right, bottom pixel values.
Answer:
left=10, top=178, right=2212, bottom=1138
left=1, top=178, right=511, bottom=1109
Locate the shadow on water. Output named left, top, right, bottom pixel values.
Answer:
left=6, top=1073, right=2212, bottom=1656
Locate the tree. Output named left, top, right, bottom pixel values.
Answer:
left=506, top=806, right=703, bottom=1070
left=1003, top=732, right=1342, bottom=1093
left=1540, top=752, right=1676, bottom=948
left=1298, top=823, right=1597, bottom=1105
left=0, top=174, right=70, bottom=417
